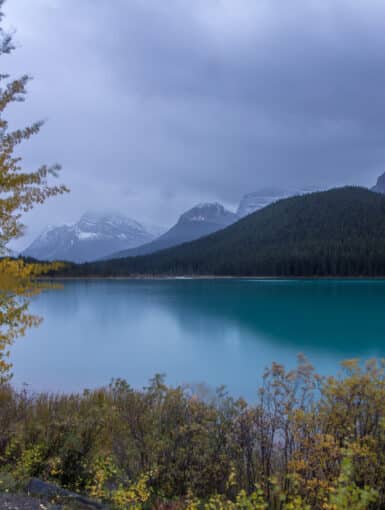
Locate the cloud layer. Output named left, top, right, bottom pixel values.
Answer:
left=4, top=0, right=385, bottom=247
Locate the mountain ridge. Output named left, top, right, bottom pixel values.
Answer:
left=23, top=211, right=154, bottom=263
left=237, top=186, right=321, bottom=217
left=57, top=187, right=385, bottom=277
left=106, top=202, right=238, bottom=259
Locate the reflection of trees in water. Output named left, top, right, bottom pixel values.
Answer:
left=35, top=279, right=385, bottom=357
left=148, top=279, right=385, bottom=355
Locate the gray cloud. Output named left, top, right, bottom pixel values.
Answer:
left=4, top=0, right=385, bottom=249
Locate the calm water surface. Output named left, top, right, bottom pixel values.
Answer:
left=10, top=279, right=385, bottom=400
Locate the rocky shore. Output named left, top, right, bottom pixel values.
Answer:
left=0, top=479, right=106, bottom=510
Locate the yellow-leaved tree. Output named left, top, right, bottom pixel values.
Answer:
left=0, top=0, right=68, bottom=382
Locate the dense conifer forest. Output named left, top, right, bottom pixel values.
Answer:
left=56, top=187, right=385, bottom=277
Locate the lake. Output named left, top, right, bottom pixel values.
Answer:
left=10, top=278, right=385, bottom=400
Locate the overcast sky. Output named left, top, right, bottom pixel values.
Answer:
left=4, top=0, right=385, bottom=249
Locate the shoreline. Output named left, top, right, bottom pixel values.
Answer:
left=39, top=275, right=385, bottom=281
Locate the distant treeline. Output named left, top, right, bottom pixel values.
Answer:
left=1, top=359, right=384, bottom=509
left=54, top=187, right=385, bottom=277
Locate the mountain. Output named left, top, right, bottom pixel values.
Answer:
left=145, top=223, right=168, bottom=237
left=59, top=187, right=385, bottom=277
left=106, top=202, right=238, bottom=259
left=2, top=247, right=18, bottom=257
left=372, top=172, right=385, bottom=193
left=23, top=212, right=154, bottom=263
left=237, top=186, right=320, bottom=217
left=237, top=188, right=292, bottom=217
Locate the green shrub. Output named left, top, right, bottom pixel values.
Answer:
left=1, top=359, right=384, bottom=509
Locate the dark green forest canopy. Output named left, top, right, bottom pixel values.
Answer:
left=56, top=187, right=385, bottom=277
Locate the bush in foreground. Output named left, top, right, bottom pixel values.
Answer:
left=1, top=359, right=385, bottom=509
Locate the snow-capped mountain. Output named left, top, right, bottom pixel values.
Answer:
left=237, top=187, right=320, bottom=217
left=106, top=202, right=238, bottom=259
left=23, top=211, right=154, bottom=263
left=372, top=172, right=385, bottom=194
left=178, top=202, right=237, bottom=227
left=237, top=188, right=292, bottom=218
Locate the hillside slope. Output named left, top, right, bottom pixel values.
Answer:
left=107, top=202, right=237, bottom=259
left=60, top=187, right=385, bottom=277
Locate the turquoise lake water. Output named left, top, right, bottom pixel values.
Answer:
left=10, top=279, right=385, bottom=400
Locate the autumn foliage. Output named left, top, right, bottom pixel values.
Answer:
left=1, top=4, right=384, bottom=510
left=0, top=0, right=67, bottom=381
left=0, top=359, right=384, bottom=509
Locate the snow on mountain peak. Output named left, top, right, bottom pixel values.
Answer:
left=177, top=202, right=238, bottom=227
left=78, top=211, right=145, bottom=232
left=237, top=187, right=321, bottom=218
left=23, top=211, right=154, bottom=263
left=372, top=172, right=385, bottom=194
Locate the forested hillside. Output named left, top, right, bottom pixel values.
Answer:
left=58, top=187, right=385, bottom=277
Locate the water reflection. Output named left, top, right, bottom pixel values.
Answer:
left=10, top=279, right=385, bottom=400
